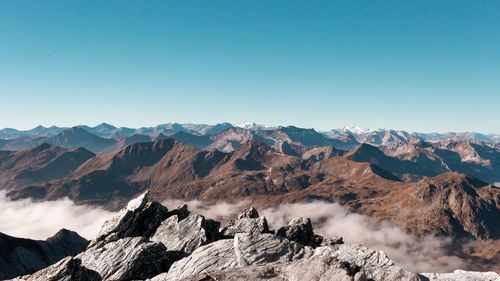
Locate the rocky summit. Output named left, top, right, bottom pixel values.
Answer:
left=10, top=193, right=500, bottom=281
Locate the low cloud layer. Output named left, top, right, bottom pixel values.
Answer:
left=0, top=191, right=115, bottom=240
left=495, top=182, right=500, bottom=187
left=260, top=202, right=465, bottom=273
left=0, top=192, right=467, bottom=272
left=166, top=199, right=466, bottom=273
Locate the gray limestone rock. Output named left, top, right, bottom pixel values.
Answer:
left=237, top=206, right=259, bottom=219
left=167, top=204, right=190, bottom=221
left=314, top=244, right=421, bottom=281
left=220, top=206, right=269, bottom=237
left=151, top=214, right=219, bottom=254
left=220, top=217, right=270, bottom=237
left=164, top=233, right=314, bottom=281
left=170, top=256, right=355, bottom=281
left=277, top=217, right=316, bottom=247
left=421, top=270, right=500, bottom=281
left=10, top=257, right=101, bottom=281
left=88, top=191, right=168, bottom=248
left=162, top=239, right=237, bottom=281
left=78, top=236, right=173, bottom=280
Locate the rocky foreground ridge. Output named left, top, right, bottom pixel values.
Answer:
left=0, top=229, right=88, bottom=280
left=10, top=192, right=500, bottom=281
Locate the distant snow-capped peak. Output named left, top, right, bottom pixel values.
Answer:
left=234, top=122, right=257, bottom=129
left=233, top=122, right=277, bottom=130
left=341, top=125, right=373, bottom=135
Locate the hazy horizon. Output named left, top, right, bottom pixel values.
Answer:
left=2, top=121, right=500, bottom=135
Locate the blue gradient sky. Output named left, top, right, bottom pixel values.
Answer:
left=1, top=1, right=499, bottom=133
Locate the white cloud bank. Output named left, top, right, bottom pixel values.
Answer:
left=260, top=202, right=465, bottom=273
left=0, top=192, right=467, bottom=272
left=0, top=191, right=115, bottom=240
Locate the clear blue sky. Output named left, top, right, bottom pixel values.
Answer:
left=1, top=1, right=499, bottom=133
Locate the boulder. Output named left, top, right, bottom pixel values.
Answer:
left=78, top=236, right=173, bottom=280
left=234, top=233, right=313, bottom=266
left=314, top=244, right=421, bottom=281
left=318, top=236, right=344, bottom=246
left=167, top=204, right=190, bottom=221
left=172, top=256, right=356, bottom=281
left=10, top=257, right=101, bottom=281
left=220, top=217, right=270, bottom=236
left=162, top=239, right=236, bottom=281
left=151, top=214, right=219, bottom=254
left=237, top=206, right=259, bottom=219
left=164, top=233, right=314, bottom=281
left=220, top=206, right=270, bottom=236
left=277, top=217, right=316, bottom=247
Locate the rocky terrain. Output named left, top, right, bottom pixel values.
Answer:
left=8, top=192, right=500, bottom=281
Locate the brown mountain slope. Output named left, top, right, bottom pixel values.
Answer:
left=254, top=170, right=500, bottom=241
left=354, top=172, right=500, bottom=240
left=0, top=136, right=47, bottom=151
left=9, top=140, right=500, bottom=244
left=0, top=144, right=95, bottom=190
left=344, top=142, right=449, bottom=181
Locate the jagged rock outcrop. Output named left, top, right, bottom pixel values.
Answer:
left=314, top=244, right=420, bottom=281
left=12, top=256, right=101, bottom=281
left=277, top=217, right=317, bottom=247
left=164, top=232, right=314, bottom=281
left=12, top=193, right=498, bottom=281
left=237, top=206, right=259, bottom=219
left=167, top=204, right=190, bottom=221
left=173, top=256, right=359, bottom=281
left=151, top=214, right=219, bottom=254
left=78, top=237, right=173, bottom=280
left=0, top=229, right=89, bottom=280
left=89, top=191, right=168, bottom=248
left=220, top=206, right=270, bottom=236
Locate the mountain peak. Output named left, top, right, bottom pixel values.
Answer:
left=95, top=122, right=117, bottom=130
left=342, top=125, right=371, bottom=135
left=234, top=122, right=257, bottom=129
left=32, top=142, right=53, bottom=151
left=235, top=139, right=271, bottom=153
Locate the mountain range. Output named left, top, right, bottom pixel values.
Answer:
left=3, top=123, right=500, bottom=274
left=1, top=123, right=500, bottom=185
left=3, top=138, right=500, bottom=254
left=2, top=122, right=500, bottom=143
